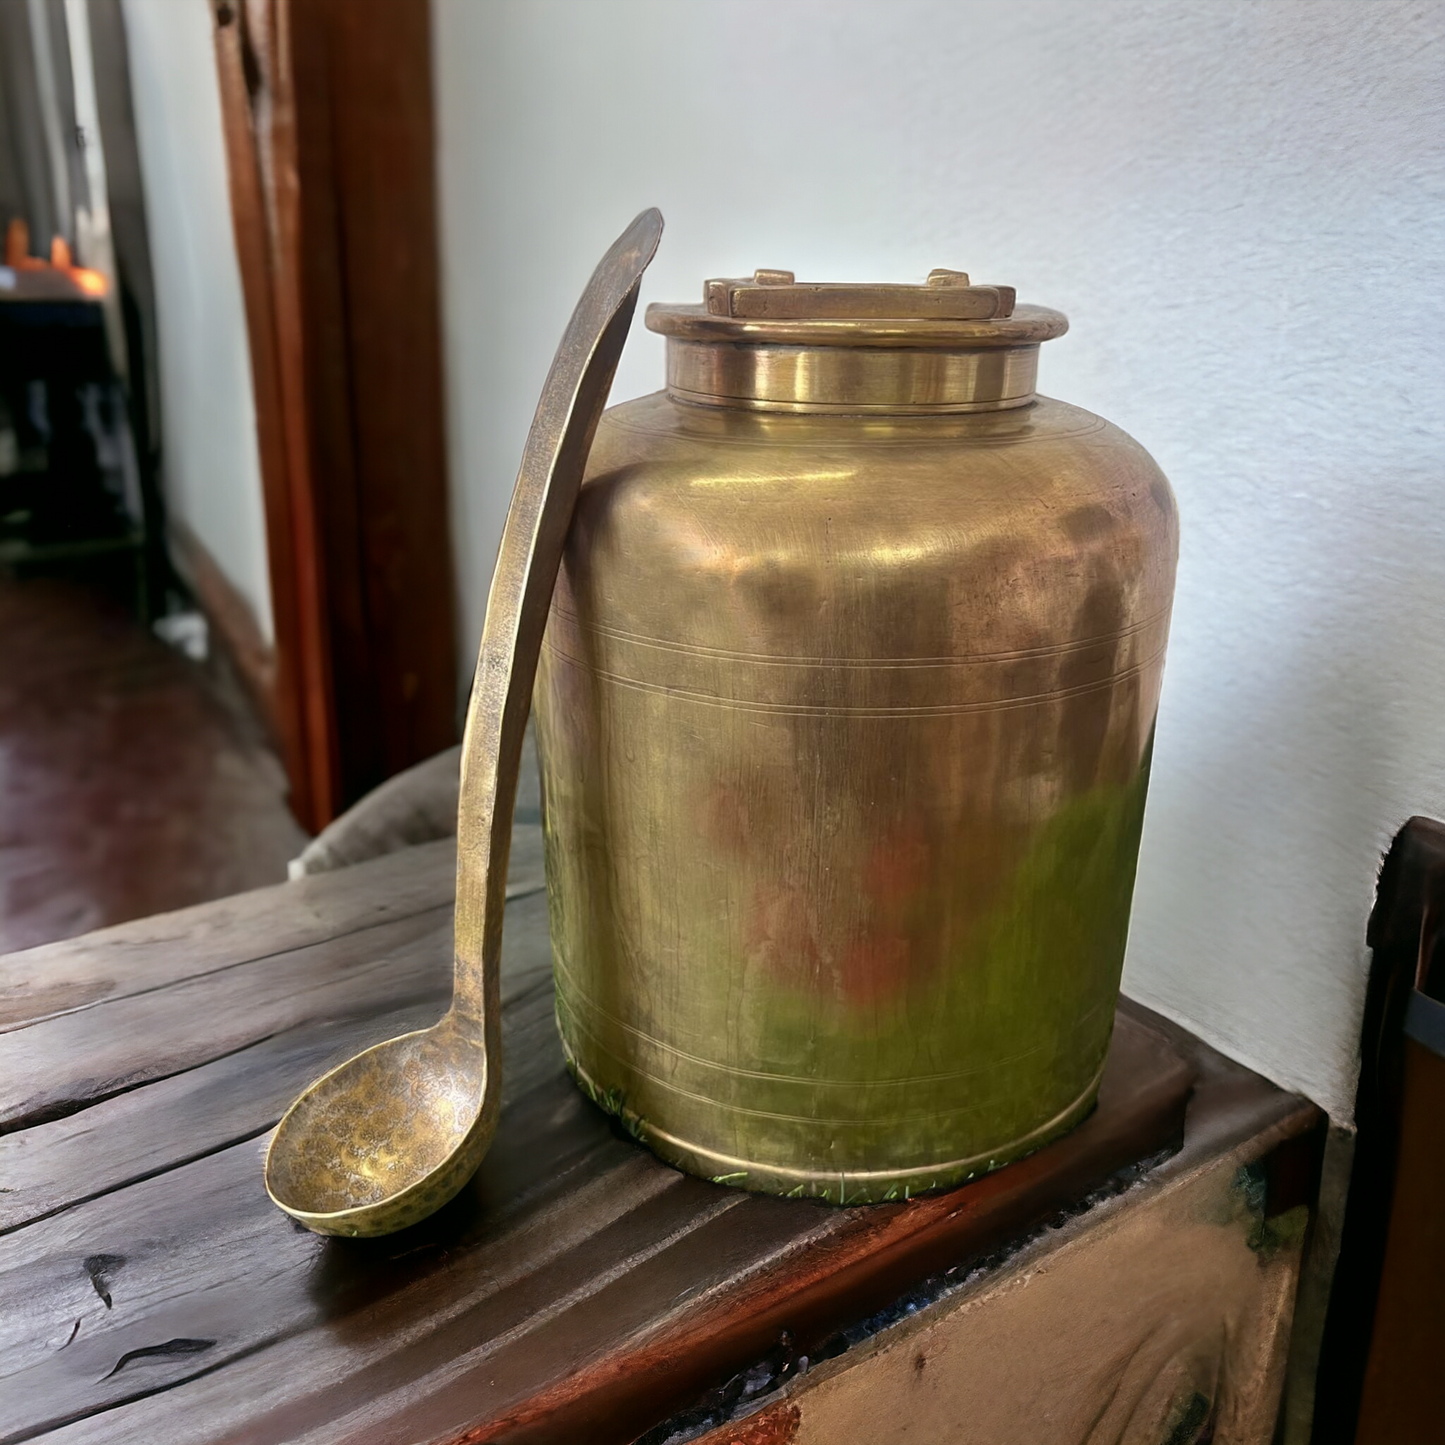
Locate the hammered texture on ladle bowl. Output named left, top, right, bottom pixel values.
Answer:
left=264, top=1028, right=490, bottom=1237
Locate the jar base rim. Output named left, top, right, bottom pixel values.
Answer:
left=563, top=1044, right=1106, bottom=1206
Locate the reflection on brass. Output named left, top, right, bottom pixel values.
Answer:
left=264, top=209, right=664, bottom=1236
left=657, top=298, right=1067, bottom=414
left=535, top=266, right=1178, bottom=1203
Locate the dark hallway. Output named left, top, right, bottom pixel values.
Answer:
left=0, top=576, right=304, bottom=954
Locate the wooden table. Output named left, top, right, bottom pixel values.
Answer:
left=0, top=820, right=1322, bottom=1444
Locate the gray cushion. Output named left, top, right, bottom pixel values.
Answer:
left=288, top=729, right=542, bottom=878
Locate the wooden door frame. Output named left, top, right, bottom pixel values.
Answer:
left=211, top=0, right=457, bottom=833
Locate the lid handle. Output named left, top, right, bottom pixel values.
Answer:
left=704, top=269, right=1016, bottom=321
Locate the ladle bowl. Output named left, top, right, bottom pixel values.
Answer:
left=265, top=1024, right=491, bottom=1236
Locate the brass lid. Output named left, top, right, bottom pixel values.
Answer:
left=646, top=269, right=1067, bottom=414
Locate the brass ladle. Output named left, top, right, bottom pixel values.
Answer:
left=264, top=209, right=664, bottom=1237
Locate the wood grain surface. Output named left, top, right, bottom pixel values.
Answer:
left=1, top=830, right=1195, bottom=1444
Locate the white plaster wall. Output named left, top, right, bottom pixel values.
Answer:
left=434, top=0, right=1445, bottom=1123
left=121, top=0, right=272, bottom=640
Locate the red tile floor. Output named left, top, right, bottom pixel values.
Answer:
left=0, top=578, right=307, bottom=955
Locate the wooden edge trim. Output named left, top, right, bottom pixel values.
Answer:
left=168, top=517, right=278, bottom=740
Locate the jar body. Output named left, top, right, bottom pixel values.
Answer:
left=534, top=390, right=1177, bottom=1201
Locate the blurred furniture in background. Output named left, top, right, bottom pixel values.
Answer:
left=287, top=741, right=464, bottom=878
left=1313, top=816, right=1445, bottom=1444
left=0, top=224, right=159, bottom=617
left=0, top=0, right=167, bottom=621
left=285, top=728, right=544, bottom=880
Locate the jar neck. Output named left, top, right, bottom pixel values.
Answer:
left=664, top=338, right=1040, bottom=414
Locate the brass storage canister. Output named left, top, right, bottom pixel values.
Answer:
left=534, top=269, right=1178, bottom=1203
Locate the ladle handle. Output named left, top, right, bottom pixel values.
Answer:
left=452, top=210, right=663, bottom=1050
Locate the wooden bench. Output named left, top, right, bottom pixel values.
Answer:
left=0, top=820, right=1321, bottom=1443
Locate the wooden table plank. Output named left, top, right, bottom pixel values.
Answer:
left=0, top=838, right=1196, bottom=1445
left=0, top=833, right=547, bottom=1138
left=0, top=909, right=450, bottom=1134
left=0, top=1007, right=441, bottom=1234
left=0, top=885, right=555, bottom=1235
left=0, top=829, right=543, bottom=1034
left=0, top=841, right=454, bottom=1034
